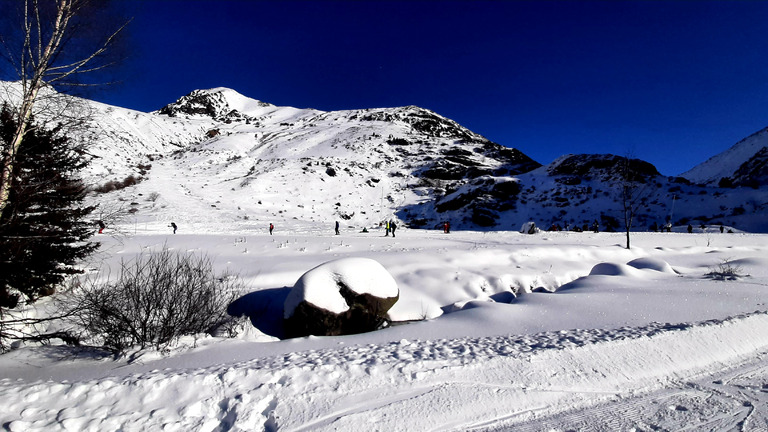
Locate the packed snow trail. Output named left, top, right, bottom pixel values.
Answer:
left=3, top=311, right=768, bottom=431
left=506, top=351, right=768, bottom=431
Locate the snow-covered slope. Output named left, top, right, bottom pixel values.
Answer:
left=682, top=126, right=768, bottom=186
left=82, top=86, right=542, bottom=231
left=0, top=81, right=218, bottom=180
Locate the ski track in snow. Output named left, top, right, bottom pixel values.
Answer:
left=3, top=311, right=768, bottom=431
left=506, top=355, right=768, bottom=432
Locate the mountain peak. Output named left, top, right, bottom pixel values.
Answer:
left=156, top=88, right=274, bottom=120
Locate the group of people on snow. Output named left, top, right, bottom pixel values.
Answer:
left=97, top=216, right=734, bottom=237
left=95, top=220, right=179, bottom=234
left=383, top=220, right=397, bottom=237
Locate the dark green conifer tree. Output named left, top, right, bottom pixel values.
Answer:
left=0, top=104, right=97, bottom=307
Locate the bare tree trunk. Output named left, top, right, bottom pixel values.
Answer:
left=619, top=154, right=650, bottom=250
left=2, top=82, right=41, bottom=214
left=625, top=221, right=631, bottom=249
left=2, top=0, right=70, bottom=212
left=0, top=0, right=128, bottom=215
left=622, top=183, right=632, bottom=249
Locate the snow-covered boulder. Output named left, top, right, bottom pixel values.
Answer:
left=283, top=258, right=399, bottom=338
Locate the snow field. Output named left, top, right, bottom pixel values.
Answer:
left=2, top=228, right=768, bottom=431
left=3, top=311, right=768, bottom=431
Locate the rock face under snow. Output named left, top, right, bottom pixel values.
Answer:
left=284, top=258, right=399, bottom=338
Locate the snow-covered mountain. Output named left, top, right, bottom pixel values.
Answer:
left=2, top=81, right=767, bottom=232
left=496, top=153, right=767, bottom=232
left=81, top=87, right=543, bottom=231
left=682, top=126, right=768, bottom=187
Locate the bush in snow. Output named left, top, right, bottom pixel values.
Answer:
left=284, top=258, right=399, bottom=338
left=706, top=258, right=746, bottom=281
left=72, top=248, right=241, bottom=353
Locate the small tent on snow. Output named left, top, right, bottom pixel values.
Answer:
left=520, top=221, right=539, bottom=235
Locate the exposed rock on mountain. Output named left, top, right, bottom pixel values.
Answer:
left=725, top=146, right=768, bottom=188
left=547, top=154, right=660, bottom=181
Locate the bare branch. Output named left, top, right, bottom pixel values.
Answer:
left=0, top=0, right=129, bottom=215
left=45, top=19, right=130, bottom=84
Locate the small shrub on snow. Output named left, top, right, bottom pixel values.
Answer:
left=73, top=248, right=241, bottom=353
left=705, top=258, right=746, bottom=281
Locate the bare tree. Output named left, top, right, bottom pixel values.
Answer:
left=618, top=154, right=653, bottom=249
left=0, top=0, right=129, bottom=215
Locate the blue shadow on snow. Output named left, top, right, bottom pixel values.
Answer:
left=228, top=287, right=291, bottom=339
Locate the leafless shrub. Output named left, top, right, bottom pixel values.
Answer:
left=71, top=248, right=242, bottom=353
left=705, top=258, right=745, bottom=281
left=1, top=292, right=84, bottom=353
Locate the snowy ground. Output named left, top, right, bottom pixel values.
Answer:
left=2, top=223, right=768, bottom=431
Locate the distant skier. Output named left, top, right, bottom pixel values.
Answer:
left=390, top=220, right=397, bottom=237
left=687, top=224, right=693, bottom=233
left=720, top=225, right=724, bottom=233
left=97, top=220, right=105, bottom=234
left=385, top=220, right=390, bottom=236
left=269, top=223, right=274, bottom=235
left=335, top=221, right=340, bottom=235
left=170, top=222, right=177, bottom=234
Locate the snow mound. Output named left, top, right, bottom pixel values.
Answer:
left=589, top=262, right=644, bottom=277
left=589, top=257, right=677, bottom=278
left=627, top=257, right=677, bottom=274
left=283, top=257, right=398, bottom=319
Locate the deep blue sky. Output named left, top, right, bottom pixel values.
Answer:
left=94, top=1, right=768, bottom=176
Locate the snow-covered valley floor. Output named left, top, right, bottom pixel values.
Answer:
left=2, top=225, right=768, bottom=431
